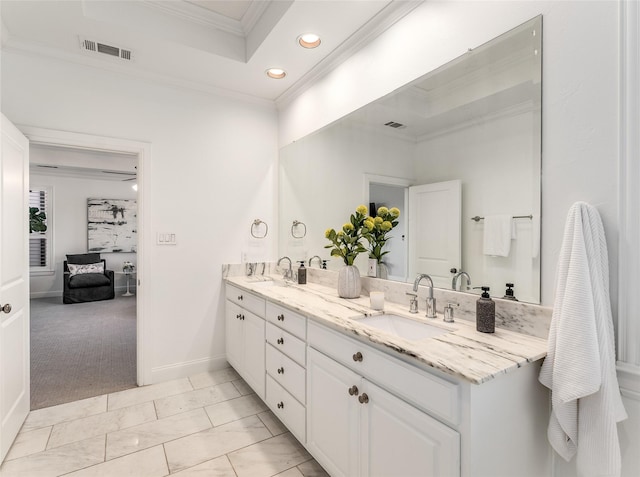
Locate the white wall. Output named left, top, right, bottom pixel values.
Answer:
left=1, top=51, right=279, bottom=382
left=29, top=171, right=137, bottom=298
left=279, top=2, right=635, bottom=476
left=414, top=109, right=540, bottom=303
left=278, top=123, right=414, bottom=271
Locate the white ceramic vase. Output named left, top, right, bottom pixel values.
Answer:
left=377, top=261, right=388, bottom=280
left=338, top=265, right=361, bottom=298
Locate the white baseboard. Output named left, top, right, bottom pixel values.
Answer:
left=30, top=290, right=62, bottom=299
left=30, top=287, right=131, bottom=300
left=618, top=362, right=640, bottom=400
left=150, top=355, right=229, bottom=384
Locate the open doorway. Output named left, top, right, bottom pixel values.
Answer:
left=365, top=174, right=411, bottom=283
left=28, top=144, right=138, bottom=409
left=21, top=126, right=150, bottom=410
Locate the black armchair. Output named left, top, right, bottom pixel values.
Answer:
left=63, top=253, right=115, bottom=304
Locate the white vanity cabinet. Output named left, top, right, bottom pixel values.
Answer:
left=264, top=302, right=307, bottom=443
left=225, top=284, right=266, bottom=400
left=307, top=323, right=460, bottom=477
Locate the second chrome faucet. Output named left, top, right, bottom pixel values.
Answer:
left=413, top=273, right=437, bottom=319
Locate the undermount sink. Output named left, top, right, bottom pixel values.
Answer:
left=251, top=279, right=289, bottom=288
left=356, top=314, right=450, bottom=341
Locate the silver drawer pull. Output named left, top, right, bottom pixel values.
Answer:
left=237, top=295, right=243, bottom=301
left=277, top=314, right=285, bottom=321
left=277, top=367, right=284, bottom=374
left=236, top=313, right=241, bottom=319
left=348, top=385, right=359, bottom=396
left=1, top=304, right=11, bottom=314
left=277, top=337, right=284, bottom=345
left=352, top=351, right=363, bottom=362
left=358, top=393, right=369, bottom=404
left=277, top=401, right=284, bottom=409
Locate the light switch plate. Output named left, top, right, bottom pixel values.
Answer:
left=157, top=233, right=176, bottom=245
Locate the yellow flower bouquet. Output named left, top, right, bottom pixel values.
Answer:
left=324, top=205, right=369, bottom=266
left=363, top=206, right=400, bottom=262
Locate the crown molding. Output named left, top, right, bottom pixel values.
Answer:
left=2, top=38, right=276, bottom=109
left=416, top=100, right=537, bottom=143
left=141, top=0, right=246, bottom=36
left=241, top=1, right=272, bottom=36
left=275, top=0, right=424, bottom=109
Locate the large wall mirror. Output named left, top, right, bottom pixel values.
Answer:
left=279, top=16, right=542, bottom=304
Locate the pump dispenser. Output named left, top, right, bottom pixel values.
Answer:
left=297, top=261, right=307, bottom=284
left=503, top=283, right=518, bottom=301
left=475, top=286, right=495, bottom=333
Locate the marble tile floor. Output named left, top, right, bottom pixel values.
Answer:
left=0, top=368, right=329, bottom=477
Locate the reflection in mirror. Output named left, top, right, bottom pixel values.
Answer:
left=279, top=16, right=542, bottom=304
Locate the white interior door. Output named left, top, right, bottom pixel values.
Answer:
left=408, top=180, right=461, bottom=289
left=0, top=114, right=30, bottom=463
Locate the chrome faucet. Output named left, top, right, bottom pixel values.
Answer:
left=413, top=273, right=437, bottom=319
left=308, top=255, right=322, bottom=268
left=452, top=271, right=471, bottom=291
left=277, top=256, right=293, bottom=280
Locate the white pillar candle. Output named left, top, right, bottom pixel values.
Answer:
left=370, top=291, right=385, bottom=310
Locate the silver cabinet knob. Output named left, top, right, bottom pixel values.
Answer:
left=277, top=401, right=284, bottom=409
left=348, top=385, right=359, bottom=396
left=277, top=314, right=284, bottom=321
left=358, top=393, right=369, bottom=404
left=1, top=304, right=11, bottom=314
left=352, top=351, right=363, bottom=362
left=277, top=367, right=284, bottom=374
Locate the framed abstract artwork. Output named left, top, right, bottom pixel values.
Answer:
left=87, top=198, right=137, bottom=253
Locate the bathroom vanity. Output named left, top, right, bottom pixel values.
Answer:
left=224, top=271, right=550, bottom=477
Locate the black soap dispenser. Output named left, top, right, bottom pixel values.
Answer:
left=503, top=283, right=518, bottom=301
left=297, top=261, right=307, bottom=285
left=475, top=286, right=495, bottom=333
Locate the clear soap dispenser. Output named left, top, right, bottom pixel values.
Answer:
left=475, top=286, right=495, bottom=333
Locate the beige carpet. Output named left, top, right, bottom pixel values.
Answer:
left=30, top=295, right=137, bottom=410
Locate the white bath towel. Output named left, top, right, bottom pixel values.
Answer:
left=482, top=214, right=514, bottom=257
left=539, top=202, right=627, bottom=477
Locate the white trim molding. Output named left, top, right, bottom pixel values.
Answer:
left=618, top=0, right=640, bottom=366
left=617, top=362, right=640, bottom=400
left=151, top=356, right=229, bottom=383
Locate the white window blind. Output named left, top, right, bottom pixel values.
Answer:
left=29, top=188, right=51, bottom=270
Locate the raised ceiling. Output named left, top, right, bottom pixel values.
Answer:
left=1, top=0, right=421, bottom=103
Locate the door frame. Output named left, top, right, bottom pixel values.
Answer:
left=363, top=174, right=412, bottom=281
left=19, top=126, right=152, bottom=386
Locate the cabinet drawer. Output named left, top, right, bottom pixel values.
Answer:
left=308, top=321, right=460, bottom=425
left=266, top=375, right=306, bottom=444
left=266, top=302, right=306, bottom=340
left=266, top=344, right=306, bottom=404
left=226, top=284, right=265, bottom=317
left=266, top=322, right=306, bottom=367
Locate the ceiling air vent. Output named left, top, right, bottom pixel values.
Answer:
left=80, top=37, right=133, bottom=61
left=384, top=121, right=406, bottom=129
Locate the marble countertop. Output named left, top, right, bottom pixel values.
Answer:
left=225, top=275, right=548, bottom=385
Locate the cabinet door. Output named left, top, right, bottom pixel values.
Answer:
left=225, top=301, right=243, bottom=371
left=243, top=310, right=266, bottom=400
left=361, top=380, right=460, bottom=477
left=307, top=348, right=360, bottom=477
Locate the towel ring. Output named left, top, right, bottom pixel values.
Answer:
left=291, top=220, right=307, bottom=238
left=251, top=219, right=268, bottom=239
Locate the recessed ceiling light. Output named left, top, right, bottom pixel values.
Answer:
left=298, top=33, right=321, bottom=49
left=266, top=68, right=286, bottom=79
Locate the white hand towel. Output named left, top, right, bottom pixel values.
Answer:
left=482, top=214, right=514, bottom=257
left=538, top=202, right=627, bottom=477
